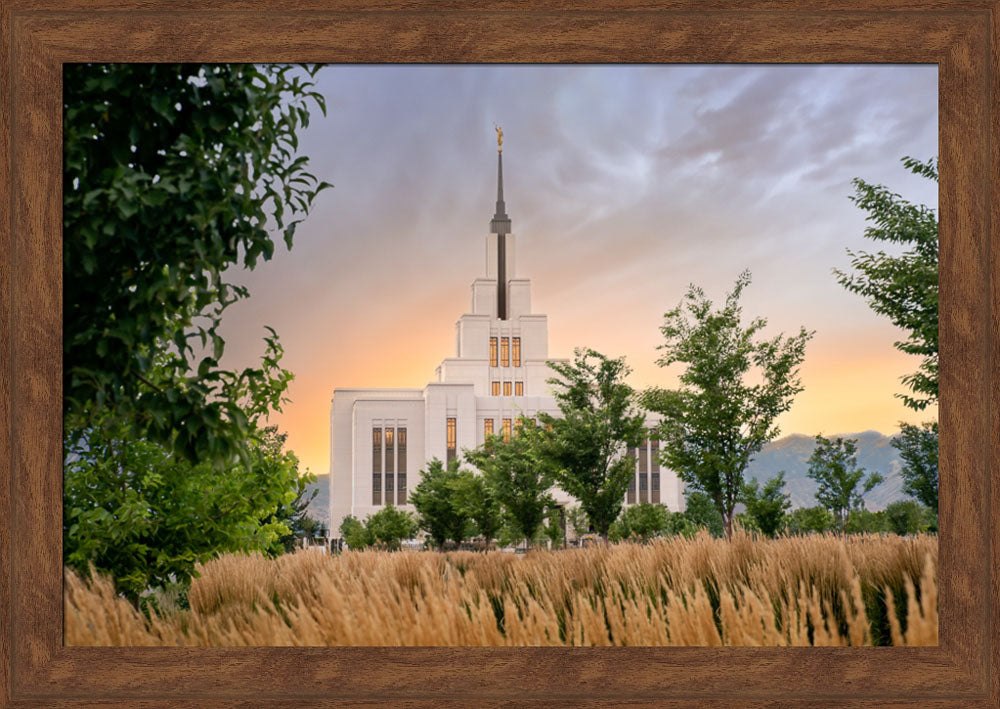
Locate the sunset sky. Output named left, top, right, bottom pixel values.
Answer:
left=216, top=65, right=938, bottom=476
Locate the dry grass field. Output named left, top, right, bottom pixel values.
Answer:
left=65, top=531, right=937, bottom=646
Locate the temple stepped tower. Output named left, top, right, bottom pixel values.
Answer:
left=329, top=131, right=683, bottom=541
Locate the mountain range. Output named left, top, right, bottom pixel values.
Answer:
left=303, top=430, right=913, bottom=525
left=744, top=430, right=906, bottom=510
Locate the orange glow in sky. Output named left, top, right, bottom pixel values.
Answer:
left=216, top=65, right=937, bottom=475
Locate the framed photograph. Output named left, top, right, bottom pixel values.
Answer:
left=3, top=2, right=997, bottom=706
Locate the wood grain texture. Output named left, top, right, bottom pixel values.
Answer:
left=990, top=5, right=1000, bottom=707
left=1, top=2, right=998, bottom=707
left=2, top=0, right=998, bottom=12
left=14, top=11, right=970, bottom=63
left=0, top=0, right=12, bottom=708
left=935, top=11, right=991, bottom=684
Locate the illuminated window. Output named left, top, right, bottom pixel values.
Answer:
left=484, top=418, right=494, bottom=438
left=385, top=428, right=395, bottom=475
left=503, top=381, right=512, bottom=396
left=512, top=337, right=521, bottom=367
left=500, top=337, right=510, bottom=366
left=502, top=418, right=511, bottom=442
left=514, top=381, right=523, bottom=396
left=492, top=381, right=501, bottom=396
left=489, top=337, right=498, bottom=367
left=398, top=428, right=407, bottom=504
left=372, top=428, right=382, bottom=506
left=446, top=417, right=456, bottom=463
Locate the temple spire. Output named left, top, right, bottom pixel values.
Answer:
left=490, top=127, right=510, bottom=320
left=490, top=127, right=510, bottom=235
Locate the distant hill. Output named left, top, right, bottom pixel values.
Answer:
left=304, top=431, right=914, bottom=524
left=303, top=474, right=330, bottom=527
left=747, top=431, right=907, bottom=510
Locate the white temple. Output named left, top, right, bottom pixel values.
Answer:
left=329, top=133, right=684, bottom=539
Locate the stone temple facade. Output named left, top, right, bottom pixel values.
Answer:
left=329, top=140, right=684, bottom=540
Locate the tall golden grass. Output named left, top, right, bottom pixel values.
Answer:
left=65, top=530, right=937, bottom=646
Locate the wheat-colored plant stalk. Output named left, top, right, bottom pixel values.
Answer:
left=65, top=531, right=937, bottom=647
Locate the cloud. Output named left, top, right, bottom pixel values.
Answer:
left=217, top=64, right=938, bottom=474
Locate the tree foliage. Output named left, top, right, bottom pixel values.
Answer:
left=540, top=506, right=566, bottom=548
left=64, top=420, right=304, bottom=604
left=565, top=505, right=591, bottom=539
left=784, top=506, right=837, bottom=535
left=64, top=63, right=331, bottom=468
left=609, top=503, right=671, bottom=543
left=265, top=429, right=320, bottom=554
left=643, top=271, right=813, bottom=539
left=450, top=470, right=504, bottom=547
left=844, top=507, right=889, bottom=535
left=740, top=472, right=792, bottom=538
left=465, top=422, right=554, bottom=546
left=892, top=421, right=939, bottom=514
left=884, top=499, right=936, bottom=535
left=537, top=349, right=646, bottom=541
left=836, top=156, right=938, bottom=411
left=807, top=435, right=883, bottom=531
left=682, top=490, right=725, bottom=538
left=409, top=458, right=473, bottom=550
left=338, top=515, right=373, bottom=550
left=365, top=505, right=419, bottom=550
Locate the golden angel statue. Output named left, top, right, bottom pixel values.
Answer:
left=495, top=124, right=503, bottom=152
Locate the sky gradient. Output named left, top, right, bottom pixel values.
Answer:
left=217, top=65, right=938, bottom=476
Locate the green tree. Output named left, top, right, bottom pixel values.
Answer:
left=845, top=508, right=889, bottom=535
left=740, top=472, right=792, bottom=538
left=836, top=157, right=938, bottom=411
left=263, top=428, right=319, bottom=554
left=64, top=418, right=303, bottom=604
left=892, top=421, right=939, bottom=514
left=339, top=515, right=373, bottom=550
left=609, top=503, right=671, bottom=543
left=409, top=457, right=472, bottom=551
left=538, top=349, right=646, bottom=542
left=664, top=511, right=700, bottom=539
left=64, top=63, right=331, bottom=468
left=643, top=271, right=813, bottom=539
left=807, top=435, right=884, bottom=532
left=884, top=500, right=933, bottom=536
left=365, top=505, right=419, bottom=550
left=838, top=157, right=939, bottom=516
left=451, top=471, right=503, bottom=549
left=784, top=506, right=836, bottom=535
left=541, top=506, right=566, bottom=548
left=465, top=423, right=555, bottom=547
left=565, top=505, right=592, bottom=539
left=285, top=514, right=324, bottom=550
left=682, top=490, right=725, bottom=538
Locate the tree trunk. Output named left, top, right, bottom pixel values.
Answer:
left=724, top=512, right=734, bottom=540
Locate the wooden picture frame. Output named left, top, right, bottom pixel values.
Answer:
left=1, top=1, right=996, bottom=706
